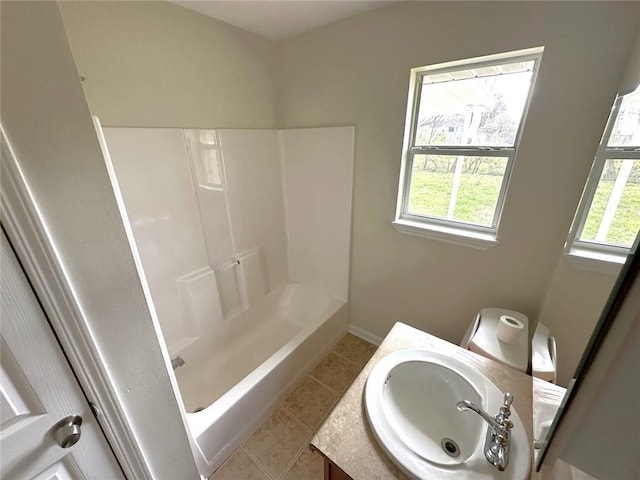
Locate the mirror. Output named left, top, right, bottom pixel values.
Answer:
left=533, top=78, right=640, bottom=464
left=536, top=230, right=640, bottom=470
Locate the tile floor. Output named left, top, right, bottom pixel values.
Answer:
left=211, top=333, right=377, bottom=480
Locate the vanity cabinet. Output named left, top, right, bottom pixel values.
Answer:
left=309, top=322, right=533, bottom=480
left=323, top=457, right=352, bottom=480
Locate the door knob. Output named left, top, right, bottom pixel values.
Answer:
left=53, top=415, right=83, bottom=448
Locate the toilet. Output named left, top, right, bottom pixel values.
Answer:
left=531, top=322, right=557, bottom=383
left=461, top=308, right=557, bottom=383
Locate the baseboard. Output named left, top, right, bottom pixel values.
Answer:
left=348, top=324, right=384, bottom=346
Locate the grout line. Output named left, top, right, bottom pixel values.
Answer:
left=241, top=403, right=300, bottom=480
left=208, top=442, right=240, bottom=480
left=240, top=445, right=276, bottom=480
left=279, top=385, right=327, bottom=479
left=208, top=445, right=248, bottom=480
left=278, top=402, right=312, bottom=432
left=278, top=432, right=315, bottom=480
left=218, top=349, right=373, bottom=480
left=245, top=405, right=313, bottom=480
left=285, top=401, right=314, bottom=434
left=312, top=400, right=340, bottom=438
left=286, top=378, right=341, bottom=436
left=281, top=370, right=313, bottom=402
left=308, top=373, right=342, bottom=396
left=306, top=376, right=344, bottom=405
left=330, top=349, right=371, bottom=369
left=330, top=349, right=356, bottom=364
left=309, top=355, right=366, bottom=394
left=212, top=344, right=374, bottom=480
left=281, top=396, right=335, bottom=439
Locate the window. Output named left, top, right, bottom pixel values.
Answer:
left=566, top=86, right=640, bottom=268
left=184, top=130, right=225, bottom=190
left=393, top=48, right=542, bottom=248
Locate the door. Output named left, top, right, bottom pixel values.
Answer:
left=1, top=230, right=125, bottom=479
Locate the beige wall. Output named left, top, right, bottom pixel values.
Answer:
left=60, top=1, right=279, bottom=128
left=60, top=1, right=639, bottom=383
left=278, top=2, right=640, bottom=351
left=1, top=1, right=199, bottom=477
left=535, top=28, right=640, bottom=387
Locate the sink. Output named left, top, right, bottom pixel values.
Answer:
left=364, top=349, right=530, bottom=479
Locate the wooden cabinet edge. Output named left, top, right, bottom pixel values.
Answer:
left=311, top=445, right=353, bottom=480
left=325, top=460, right=353, bottom=480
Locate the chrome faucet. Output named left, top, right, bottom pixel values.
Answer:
left=171, top=356, right=185, bottom=370
left=457, top=392, right=514, bottom=471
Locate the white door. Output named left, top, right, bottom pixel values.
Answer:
left=1, top=231, right=125, bottom=480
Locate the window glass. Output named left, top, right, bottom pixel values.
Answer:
left=579, top=159, right=640, bottom=248
left=608, top=87, right=640, bottom=147
left=415, top=61, right=534, bottom=147
left=396, top=51, right=540, bottom=237
left=407, top=155, right=508, bottom=227
left=569, top=85, right=640, bottom=257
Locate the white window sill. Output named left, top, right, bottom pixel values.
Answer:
left=564, top=247, right=625, bottom=276
left=392, top=219, right=499, bottom=250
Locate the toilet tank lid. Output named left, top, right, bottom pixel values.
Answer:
left=532, top=322, right=557, bottom=375
left=468, top=308, right=529, bottom=372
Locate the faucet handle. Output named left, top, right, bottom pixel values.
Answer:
left=500, top=392, right=513, bottom=416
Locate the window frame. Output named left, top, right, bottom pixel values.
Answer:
left=565, top=94, right=640, bottom=271
left=393, top=48, right=543, bottom=248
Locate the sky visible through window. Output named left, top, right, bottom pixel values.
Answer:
left=415, top=62, right=534, bottom=148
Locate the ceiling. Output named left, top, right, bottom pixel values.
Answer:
left=170, top=1, right=396, bottom=40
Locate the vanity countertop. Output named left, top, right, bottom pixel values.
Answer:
left=310, top=322, right=533, bottom=479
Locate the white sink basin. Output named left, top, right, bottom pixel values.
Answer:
left=364, top=350, right=531, bottom=479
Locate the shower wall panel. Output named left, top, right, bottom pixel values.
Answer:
left=218, top=129, right=288, bottom=294
left=280, top=127, right=355, bottom=301
left=104, top=127, right=222, bottom=353
left=102, top=125, right=354, bottom=357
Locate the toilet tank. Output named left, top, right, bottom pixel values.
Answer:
left=532, top=322, right=557, bottom=383
left=461, top=308, right=529, bottom=373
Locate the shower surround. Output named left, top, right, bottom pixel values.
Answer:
left=101, top=125, right=354, bottom=477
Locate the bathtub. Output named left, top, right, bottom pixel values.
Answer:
left=175, top=282, right=347, bottom=478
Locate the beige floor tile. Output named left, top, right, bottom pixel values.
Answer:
left=282, top=376, right=339, bottom=430
left=333, top=333, right=377, bottom=367
left=282, top=447, right=325, bottom=480
left=244, top=406, right=311, bottom=479
left=311, top=351, right=361, bottom=393
left=210, top=448, right=269, bottom=480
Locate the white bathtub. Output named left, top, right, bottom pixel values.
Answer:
left=175, top=282, right=347, bottom=478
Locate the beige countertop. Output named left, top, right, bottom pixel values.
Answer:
left=310, top=322, right=533, bottom=479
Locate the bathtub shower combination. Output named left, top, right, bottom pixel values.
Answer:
left=99, top=123, right=354, bottom=477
